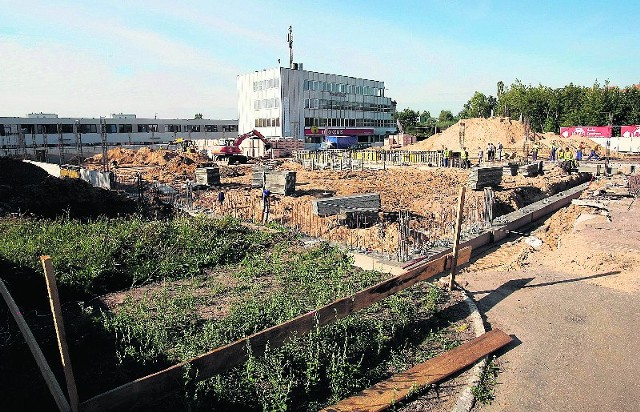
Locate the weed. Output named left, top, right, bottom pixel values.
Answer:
left=472, top=357, right=500, bottom=405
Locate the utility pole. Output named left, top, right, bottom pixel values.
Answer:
left=100, top=118, right=108, bottom=172
left=287, top=26, right=294, bottom=69
left=606, top=112, right=613, bottom=169
left=42, top=124, right=48, bottom=162
left=57, top=124, right=64, bottom=165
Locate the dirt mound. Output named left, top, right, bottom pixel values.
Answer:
left=408, top=117, right=527, bottom=151
left=0, top=159, right=136, bottom=219
left=0, top=158, right=49, bottom=187
left=88, top=147, right=209, bottom=167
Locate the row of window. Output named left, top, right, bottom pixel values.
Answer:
left=304, top=99, right=394, bottom=112
left=304, top=117, right=395, bottom=128
left=253, top=98, right=280, bottom=111
left=303, top=80, right=384, bottom=97
left=255, top=118, right=281, bottom=128
left=1, top=124, right=238, bottom=136
left=253, top=78, right=280, bottom=92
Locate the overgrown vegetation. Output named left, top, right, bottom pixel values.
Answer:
left=0, top=215, right=463, bottom=411
left=101, top=238, right=458, bottom=411
left=472, top=356, right=500, bottom=405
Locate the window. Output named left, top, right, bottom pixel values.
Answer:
left=105, top=124, right=117, bottom=133
left=119, top=124, right=133, bottom=133
left=205, top=125, right=218, bottom=132
left=138, top=124, right=149, bottom=133
left=190, top=125, right=200, bottom=132
left=21, top=124, right=35, bottom=134
left=80, top=124, right=97, bottom=133
left=222, top=125, right=238, bottom=132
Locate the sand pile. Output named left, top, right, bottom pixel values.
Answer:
left=402, top=118, right=605, bottom=157
left=89, top=147, right=209, bottom=167
left=407, top=117, right=527, bottom=151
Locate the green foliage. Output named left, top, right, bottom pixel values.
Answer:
left=394, top=108, right=420, bottom=133
left=472, top=357, right=500, bottom=405
left=101, top=238, right=457, bottom=411
left=494, top=79, right=640, bottom=132
left=0, top=215, right=276, bottom=299
left=459, top=91, right=497, bottom=119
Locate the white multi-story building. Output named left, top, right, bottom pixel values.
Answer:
left=0, top=113, right=238, bottom=159
left=237, top=65, right=397, bottom=148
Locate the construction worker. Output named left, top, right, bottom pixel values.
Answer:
left=562, top=147, right=574, bottom=174
left=532, top=142, right=539, bottom=161
left=262, top=188, right=271, bottom=223
left=587, top=148, right=600, bottom=161
left=576, top=143, right=584, bottom=161
left=443, top=147, right=450, bottom=167
left=478, top=147, right=484, bottom=166
left=497, top=142, right=503, bottom=161
left=557, top=147, right=565, bottom=162
left=550, top=142, right=557, bottom=161
left=460, top=148, right=468, bottom=169
left=564, top=147, right=573, bottom=161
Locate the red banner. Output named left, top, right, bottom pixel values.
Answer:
left=621, top=125, right=640, bottom=137
left=304, top=128, right=374, bottom=136
left=560, top=126, right=612, bottom=138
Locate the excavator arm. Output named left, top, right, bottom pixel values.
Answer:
left=233, top=129, right=272, bottom=150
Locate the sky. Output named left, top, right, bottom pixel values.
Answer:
left=1, top=0, right=639, bottom=120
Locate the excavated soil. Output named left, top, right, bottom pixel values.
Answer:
left=0, top=158, right=136, bottom=219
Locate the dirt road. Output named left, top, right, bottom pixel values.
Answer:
left=460, top=193, right=640, bottom=411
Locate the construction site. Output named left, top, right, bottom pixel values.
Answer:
left=1, top=117, right=639, bottom=412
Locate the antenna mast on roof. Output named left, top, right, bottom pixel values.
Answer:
left=287, top=26, right=293, bottom=69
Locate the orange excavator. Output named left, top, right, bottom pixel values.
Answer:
left=209, top=129, right=271, bottom=164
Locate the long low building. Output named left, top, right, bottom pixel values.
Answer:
left=0, top=113, right=239, bottom=160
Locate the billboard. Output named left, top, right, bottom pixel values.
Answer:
left=560, top=126, right=612, bottom=138
left=621, top=125, right=640, bottom=137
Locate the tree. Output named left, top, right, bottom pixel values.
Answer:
left=459, top=91, right=496, bottom=119
left=394, top=108, right=420, bottom=133
left=438, top=110, right=455, bottom=122
left=194, top=113, right=203, bottom=119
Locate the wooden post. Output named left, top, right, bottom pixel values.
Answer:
left=449, top=186, right=466, bottom=290
left=41, top=256, right=79, bottom=412
left=0, top=280, right=72, bottom=412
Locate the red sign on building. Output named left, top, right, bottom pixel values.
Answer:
left=304, top=128, right=374, bottom=136
left=621, top=125, right=640, bottom=137
left=560, top=126, right=612, bottom=138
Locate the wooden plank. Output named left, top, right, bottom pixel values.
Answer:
left=79, top=247, right=472, bottom=412
left=42, top=256, right=79, bottom=412
left=449, top=186, right=466, bottom=290
left=321, top=329, right=512, bottom=412
left=0, top=279, right=72, bottom=412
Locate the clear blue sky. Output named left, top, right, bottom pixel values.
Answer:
left=1, top=0, right=638, bottom=119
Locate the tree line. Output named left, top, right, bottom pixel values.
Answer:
left=395, top=80, right=640, bottom=137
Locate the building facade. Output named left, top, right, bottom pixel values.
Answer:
left=237, top=66, right=397, bottom=148
left=0, top=113, right=238, bottom=159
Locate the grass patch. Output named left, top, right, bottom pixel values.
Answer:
left=1, top=215, right=464, bottom=411
left=101, top=239, right=459, bottom=411
left=0, top=215, right=279, bottom=301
